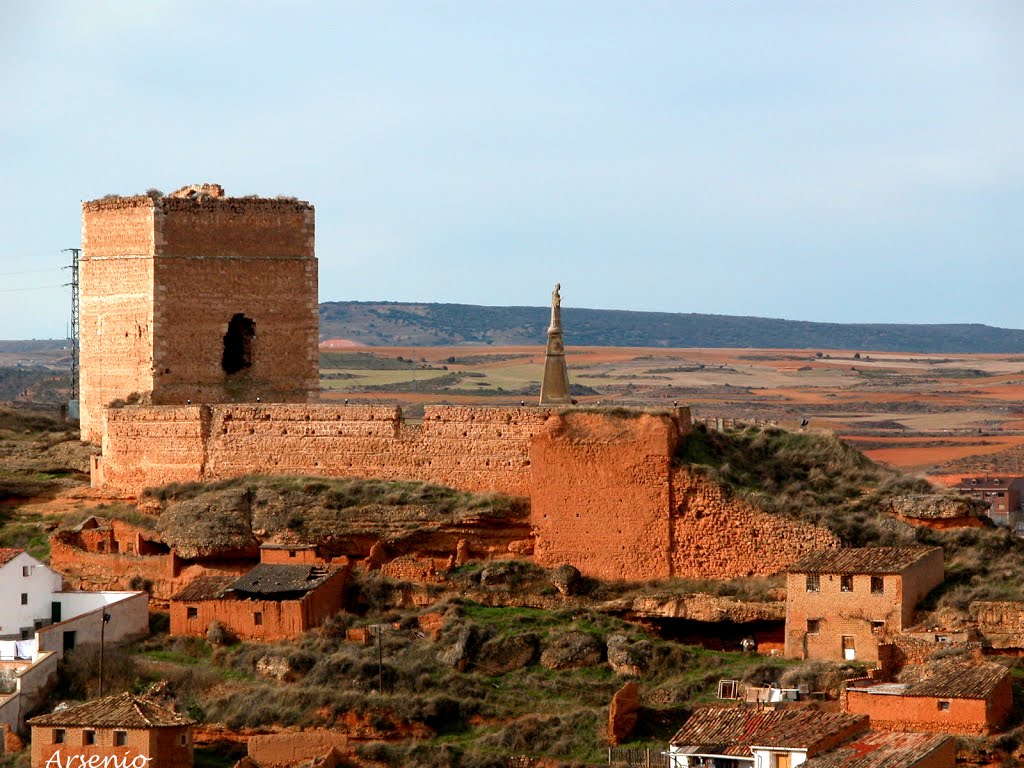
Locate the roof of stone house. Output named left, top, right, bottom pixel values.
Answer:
left=229, top=563, right=335, bottom=597
left=670, top=707, right=867, bottom=756
left=0, top=549, right=23, bottom=566
left=28, top=692, right=194, bottom=728
left=800, top=731, right=950, bottom=768
left=904, top=661, right=1008, bottom=700
left=170, top=574, right=238, bottom=602
left=786, top=547, right=940, bottom=575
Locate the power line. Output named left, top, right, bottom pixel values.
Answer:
left=0, top=267, right=64, bottom=277
left=62, top=248, right=80, bottom=401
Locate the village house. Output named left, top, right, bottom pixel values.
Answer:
left=170, top=563, right=346, bottom=640
left=956, top=476, right=1024, bottom=530
left=668, top=706, right=954, bottom=768
left=799, top=731, right=955, bottom=768
left=784, top=547, right=943, bottom=662
left=0, top=549, right=149, bottom=733
left=668, top=707, right=868, bottom=767
left=844, top=660, right=1012, bottom=736
left=28, top=692, right=194, bottom=768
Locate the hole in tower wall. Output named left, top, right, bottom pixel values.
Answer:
left=222, top=313, right=255, bottom=375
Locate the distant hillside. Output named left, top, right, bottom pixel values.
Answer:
left=320, top=301, right=1024, bottom=353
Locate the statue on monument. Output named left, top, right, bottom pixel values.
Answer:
left=539, top=282, right=572, bottom=405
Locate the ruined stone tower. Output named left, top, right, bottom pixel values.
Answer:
left=78, top=184, right=318, bottom=442
left=539, top=283, right=571, bottom=405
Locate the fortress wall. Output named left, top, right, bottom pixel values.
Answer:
left=531, top=411, right=689, bottom=581
left=97, top=404, right=549, bottom=497
left=669, top=467, right=840, bottom=578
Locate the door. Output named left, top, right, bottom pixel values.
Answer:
left=777, top=754, right=792, bottom=768
left=51, top=602, right=61, bottom=623
left=842, top=635, right=856, bottom=660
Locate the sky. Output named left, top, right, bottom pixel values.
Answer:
left=1, top=1, right=1022, bottom=339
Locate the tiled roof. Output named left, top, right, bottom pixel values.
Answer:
left=0, top=548, right=24, bottom=566
left=905, top=661, right=1009, bottom=700
left=670, top=707, right=867, bottom=755
left=170, top=575, right=237, bottom=602
left=229, top=563, right=335, bottom=597
left=786, top=547, right=940, bottom=575
left=801, top=731, right=951, bottom=768
left=28, top=693, right=194, bottom=728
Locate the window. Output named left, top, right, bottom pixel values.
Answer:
left=186, top=607, right=198, bottom=619
left=871, top=620, right=885, bottom=631
left=97, top=541, right=106, bottom=552
left=222, top=313, right=256, bottom=375
left=114, top=731, right=127, bottom=746
left=807, top=619, right=820, bottom=633
left=254, top=611, right=263, bottom=626
left=54, top=729, right=65, bottom=744
left=83, top=730, right=96, bottom=745
left=179, top=732, right=189, bottom=746
left=871, top=576, right=884, bottom=594
left=20, top=593, right=27, bottom=606
left=805, top=574, right=820, bottom=593
left=289, top=550, right=297, bottom=558
left=22, top=566, right=30, bottom=577
left=841, top=575, right=854, bottom=592
left=938, top=700, right=951, bottom=711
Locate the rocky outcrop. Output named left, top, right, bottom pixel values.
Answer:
left=476, top=633, right=540, bottom=674
left=622, top=593, right=785, bottom=623
left=540, top=631, right=605, bottom=670
left=606, top=635, right=650, bottom=677
left=882, top=493, right=986, bottom=521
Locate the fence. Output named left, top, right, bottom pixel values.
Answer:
left=607, top=747, right=669, bottom=767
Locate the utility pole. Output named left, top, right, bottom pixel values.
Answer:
left=62, top=248, right=81, bottom=407
left=97, top=611, right=110, bottom=697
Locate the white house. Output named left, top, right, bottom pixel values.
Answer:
left=0, top=549, right=63, bottom=641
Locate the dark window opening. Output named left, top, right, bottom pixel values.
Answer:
left=54, top=729, right=65, bottom=744
left=254, top=611, right=263, bottom=626
left=805, top=574, right=820, bottom=593
left=114, top=730, right=127, bottom=746
left=807, top=619, right=820, bottom=633
left=222, top=313, right=256, bottom=375
left=186, top=607, right=198, bottom=619
left=871, top=576, right=884, bottom=594
left=20, top=593, right=27, bottom=606
left=841, top=575, right=854, bottom=592
left=83, top=730, right=96, bottom=745
left=938, top=700, right=950, bottom=711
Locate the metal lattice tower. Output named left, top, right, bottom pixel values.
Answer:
left=62, top=248, right=80, bottom=400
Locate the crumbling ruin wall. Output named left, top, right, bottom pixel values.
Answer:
left=670, top=468, right=840, bottom=578
left=97, top=404, right=549, bottom=497
left=531, top=410, right=689, bottom=580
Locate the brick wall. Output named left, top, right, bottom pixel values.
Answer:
left=845, top=677, right=1012, bottom=735
left=247, top=730, right=349, bottom=766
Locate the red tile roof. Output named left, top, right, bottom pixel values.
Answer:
left=0, top=548, right=24, bottom=566
left=670, top=707, right=867, bottom=756
left=28, top=693, right=194, bottom=728
left=786, top=547, right=940, bottom=575
left=801, top=731, right=951, bottom=768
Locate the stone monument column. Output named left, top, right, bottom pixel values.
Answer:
left=539, top=283, right=572, bottom=405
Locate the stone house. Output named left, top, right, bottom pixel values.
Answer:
left=784, top=547, right=944, bottom=662
left=956, top=476, right=1024, bottom=530
left=28, top=692, right=194, bottom=768
left=170, top=563, right=346, bottom=640
left=668, top=707, right=868, bottom=767
left=844, top=661, right=1012, bottom=736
